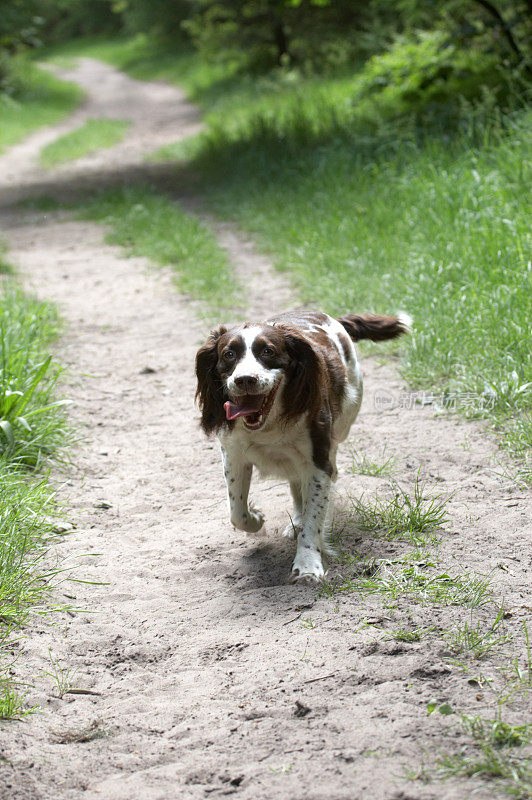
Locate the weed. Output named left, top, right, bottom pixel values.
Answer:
left=40, top=118, right=130, bottom=167
left=388, top=625, right=427, bottom=642
left=497, top=622, right=532, bottom=705
left=436, top=713, right=532, bottom=798
left=445, top=605, right=511, bottom=660
left=345, top=474, right=451, bottom=545
left=427, top=700, right=454, bottom=715
left=322, top=560, right=492, bottom=607
left=348, top=446, right=396, bottom=477
left=461, top=716, right=530, bottom=749
left=0, top=680, right=36, bottom=719
left=42, top=651, right=77, bottom=698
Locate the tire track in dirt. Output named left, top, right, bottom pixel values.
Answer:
left=0, top=59, right=530, bottom=800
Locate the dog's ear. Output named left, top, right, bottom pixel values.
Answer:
left=280, top=327, right=323, bottom=422
left=195, top=325, right=227, bottom=434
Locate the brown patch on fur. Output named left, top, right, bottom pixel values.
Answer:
left=275, top=325, right=324, bottom=425
left=337, top=314, right=409, bottom=342
left=195, top=324, right=230, bottom=434
left=309, top=407, right=333, bottom=476
left=278, top=324, right=346, bottom=474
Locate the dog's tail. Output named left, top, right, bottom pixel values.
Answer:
left=337, top=312, right=412, bottom=342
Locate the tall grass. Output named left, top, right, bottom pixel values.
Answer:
left=0, top=287, right=69, bottom=468
left=0, top=281, right=70, bottom=716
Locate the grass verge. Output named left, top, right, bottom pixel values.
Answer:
left=0, top=59, right=82, bottom=153
left=40, top=118, right=130, bottom=167
left=0, top=277, right=71, bottom=718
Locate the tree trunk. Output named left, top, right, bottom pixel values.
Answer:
left=270, top=12, right=289, bottom=65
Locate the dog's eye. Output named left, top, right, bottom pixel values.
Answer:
left=223, top=349, right=235, bottom=360
left=262, top=347, right=275, bottom=358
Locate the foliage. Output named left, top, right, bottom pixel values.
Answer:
left=3, top=0, right=531, bottom=96
left=356, top=29, right=502, bottom=111
left=182, top=0, right=532, bottom=73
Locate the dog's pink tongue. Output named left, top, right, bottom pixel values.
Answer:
left=224, top=397, right=262, bottom=421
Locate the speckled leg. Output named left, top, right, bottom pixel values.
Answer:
left=221, top=447, right=264, bottom=533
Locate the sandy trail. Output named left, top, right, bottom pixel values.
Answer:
left=0, top=60, right=530, bottom=800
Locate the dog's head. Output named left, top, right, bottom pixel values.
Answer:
left=195, top=323, right=323, bottom=435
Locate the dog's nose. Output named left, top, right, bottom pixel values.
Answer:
left=234, top=375, right=259, bottom=391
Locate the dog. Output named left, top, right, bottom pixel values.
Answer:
left=195, top=310, right=410, bottom=583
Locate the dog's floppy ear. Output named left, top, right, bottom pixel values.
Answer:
left=195, top=325, right=227, bottom=434
left=280, top=326, right=323, bottom=422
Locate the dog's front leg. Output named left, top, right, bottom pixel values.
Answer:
left=290, top=469, right=331, bottom=583
left=221, top=445, right=264, bottom=533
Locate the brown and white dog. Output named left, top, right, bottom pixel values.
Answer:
left=195, top=310, right=410, bottom=583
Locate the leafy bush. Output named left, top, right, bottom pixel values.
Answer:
left=356, top=30, right=501, bottom=112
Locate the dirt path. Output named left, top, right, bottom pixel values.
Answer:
left=0, top=60, right=530, bottom=800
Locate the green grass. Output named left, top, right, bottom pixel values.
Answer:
left=388, top=624, right=428, bottom=642
left=348, top=446, right=396, bottom=477
left=67, top=185, right=238, bottom=319
left=0, top=680, right=36, bottom=719
left=0, top=287, right=69, bottom=468
left=323, top=561, right=493, bottom=607
left=344, top=475, right=451, bottom=545
left=0, top=279, right=71, bottom=717
left=436, top=714, right=532, bottom=799
left=0, top=59, right=82, bottom=153
left=40, top=118, right=130, bottom=167
left=445, top=605, right=511, bottom=661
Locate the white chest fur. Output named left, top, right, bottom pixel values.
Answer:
left=219, top=421, right=313, bottom=482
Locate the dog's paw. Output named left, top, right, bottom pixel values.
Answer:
left=290, top=549, right=325, bottom=584
left=232, top=504, right=264, bottom=533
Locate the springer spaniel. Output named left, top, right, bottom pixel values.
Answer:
left=195, top=310, right=410, bottom=583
